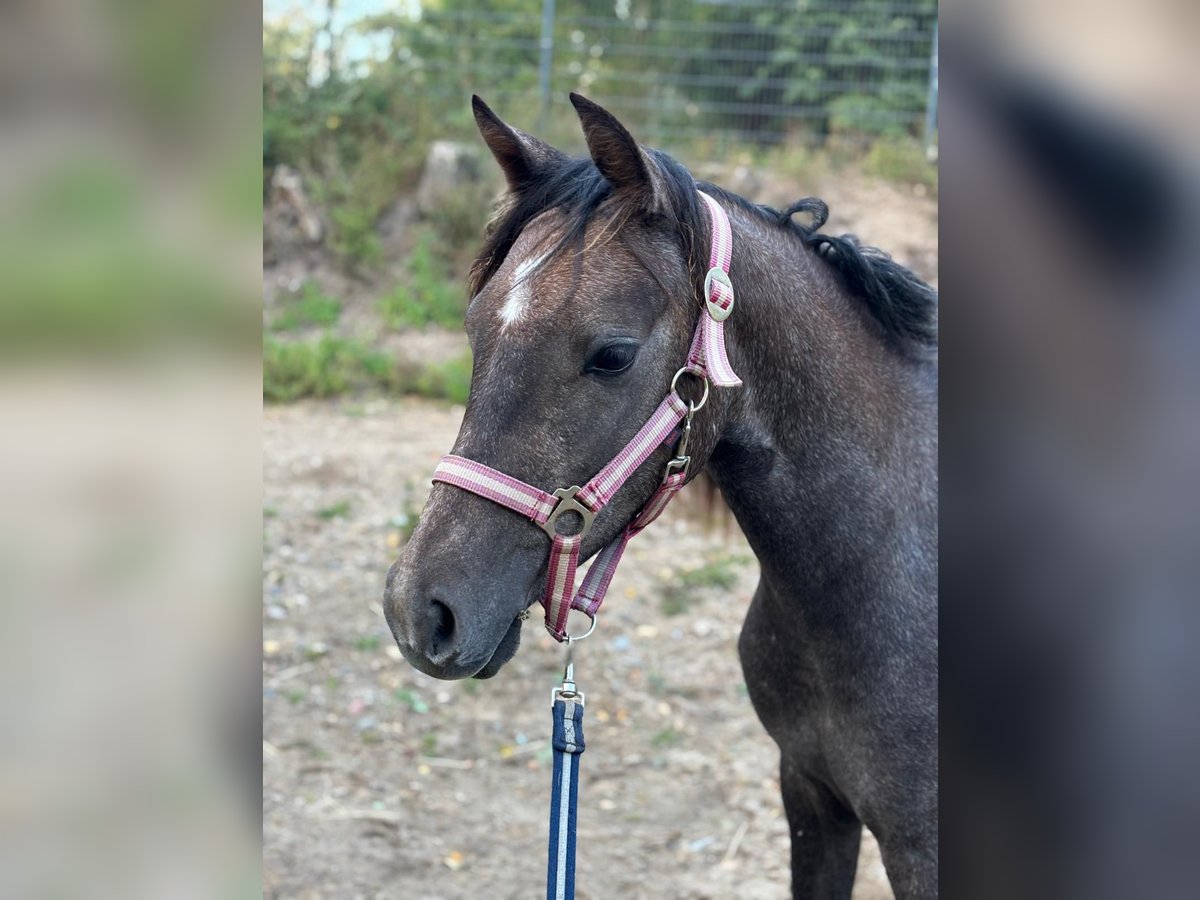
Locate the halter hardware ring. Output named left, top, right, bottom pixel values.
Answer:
left=540, top=486, right=596, bottom=540
left=563, top=610, right=598, bottom=643
left=703, top=267, right=734, bottom=321
left=670, top=367, right=710, bottom=412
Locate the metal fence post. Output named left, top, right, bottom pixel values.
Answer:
left=923, top=22, right=938, bottom=157
left=538, top=0, right=556, bottom=134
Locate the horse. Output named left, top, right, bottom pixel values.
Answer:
left=383, top=93, right=938, bottom=899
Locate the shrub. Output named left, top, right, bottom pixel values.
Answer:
left=659, top=555, right=751, bottom=616
left=412, top=353, right=472, bottom=405
left=379, top=231, right=464, bottom=330
left=863, top=137, right=938, bottom=191
left=263, top=334, right=472, bottom=405
left=263, top=334, right=369, bottom=402
left=269, top=281, right=342, bottom=331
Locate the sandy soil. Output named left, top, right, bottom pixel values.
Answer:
left=263, top=399, right=893, bottom=900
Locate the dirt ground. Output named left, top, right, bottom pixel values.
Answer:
left=263, top=399, right=893, bottom=900
left=262, top=173, right=936, bottom=899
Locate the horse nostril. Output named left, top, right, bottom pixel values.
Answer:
left=428, top=599, right=456, bottom=656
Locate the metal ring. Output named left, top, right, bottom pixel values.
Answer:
left=670, top=367, right=710, bottom=412
left=563, top=611, right=598, bottom=642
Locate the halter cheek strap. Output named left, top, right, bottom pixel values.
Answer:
left=430, top=190, right=739, bottom=641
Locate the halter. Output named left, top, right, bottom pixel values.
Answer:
left=431, top=191, right=741, bottom=641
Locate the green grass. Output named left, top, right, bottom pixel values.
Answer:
left=263, top=334, right=377, bottom=402
left=652, top=728, right=682, bottom=748
left=409, top=352, right=472, bottom=405
left=353, top=634, right=382, bottom=652
left=379, top=231, right=464, bottom=330
left=659, top=555, right=751, bottom=616
left=393, top=689, right=429, bottom=714
left=270, top=281, right=342, bottom=332
left=329, top=202, right=383, bottom=269
left=862, top=137, right=938, bottom=191
left=316, top=500, right=351, bottom=520
left=263, top=333, right=472, bottom=405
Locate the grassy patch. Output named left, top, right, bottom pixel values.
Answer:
left=316, top=500, right=351, bottom=520
left=393, top=689, right=429, bottom=714
left=652, top=728, right=681, bottom=748
left=353, top=634, right=382, bottom=652
left=315, top=137, right=426, bottom=270
left=263, top=334, right=379, bottom=402
left=407, top=352, right=472, bottom=405
left=863, top=137, right=938, bottom=191
left=423, top=181, right=492, bottom=269
left=270, top=281, right=342, bottom=332
left=379, top=231, right=464, bottom=329
left=263, top=332, right=472, bottom=405
left=659, top=555, right=751, bottom=616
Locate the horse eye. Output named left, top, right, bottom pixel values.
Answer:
left=585, top=342, right=639, bottom=375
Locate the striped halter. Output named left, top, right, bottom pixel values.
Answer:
left=431, top=191, right=740, bottom=641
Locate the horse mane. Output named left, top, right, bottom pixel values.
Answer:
left=470, top=150, right=938, bottom=355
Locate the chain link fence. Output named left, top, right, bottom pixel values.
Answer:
left=388, top=0, right=938, bottom=152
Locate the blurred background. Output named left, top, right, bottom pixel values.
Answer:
left=261, top=0, right=937, bottom=404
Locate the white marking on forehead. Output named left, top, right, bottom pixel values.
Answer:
left=498, top=252, right=548, bottom=329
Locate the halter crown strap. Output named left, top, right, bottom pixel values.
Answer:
left=688, top=192, right=741, bottom=388
left=428, top=191, right=740, bottom=641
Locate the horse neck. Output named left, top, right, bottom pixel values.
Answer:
left=708, top=210, right=937, bottom=609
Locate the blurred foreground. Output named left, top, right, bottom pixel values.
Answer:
left=0, top=0, right=262, bottom=897
left=941, top=3, right=1200, bottom=897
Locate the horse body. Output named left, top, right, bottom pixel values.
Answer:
left=707, top=201, right=938, bottom=896
left=384, top=94, right=937, bottom=898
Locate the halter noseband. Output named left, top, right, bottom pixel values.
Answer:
left=431, top=191, right=741, bottom=641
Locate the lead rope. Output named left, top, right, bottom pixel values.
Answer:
left=547, top=649, right=585, bottom=900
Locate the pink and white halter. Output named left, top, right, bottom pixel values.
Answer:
left=431, top=191, right=740, bottom=641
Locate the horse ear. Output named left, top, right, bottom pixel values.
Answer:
left=472, top=95, right=565, bottom=191
left=569, top=93, right=668, bottom=213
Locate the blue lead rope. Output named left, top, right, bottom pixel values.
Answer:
left=547, top=681, right=585, bottom=900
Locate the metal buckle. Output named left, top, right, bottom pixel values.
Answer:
left=540, top=486, right=596, bottom=539
left=703, top=267, right=734, bottom=321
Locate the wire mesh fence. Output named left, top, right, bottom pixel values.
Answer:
left=389, top=0, right=938, bottom=152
